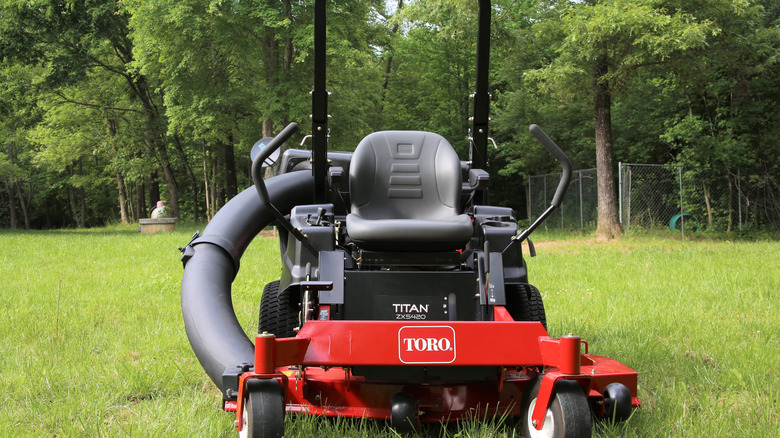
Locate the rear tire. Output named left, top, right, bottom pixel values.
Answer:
left=520, top=377, right=592, bottom=438
left=258, top=280, right=298, bottom=338
left=505, top=283, right=547, bottom=330
left=239, top=379, right=285, bottom=438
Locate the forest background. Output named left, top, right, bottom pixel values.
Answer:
left=2, top=0, right=779, bottom=236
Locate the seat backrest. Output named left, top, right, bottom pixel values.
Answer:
left=349, top=131, right=462, bottom=220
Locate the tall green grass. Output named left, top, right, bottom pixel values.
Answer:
left=0, top=227, right=777, bottom=436
left=531, top=237, right=779, bottom=437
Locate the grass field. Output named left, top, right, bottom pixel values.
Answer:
left=0, top=225, right=777, bottom=437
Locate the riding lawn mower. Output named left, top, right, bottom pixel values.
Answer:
left=180, top=1, right=640, bottom=437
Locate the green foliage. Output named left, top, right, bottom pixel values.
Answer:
left=525, top=0, right=718, bottom=95
left=2, top=0, right=780, bottom=229
left=382, top=0, right=480, bottom=152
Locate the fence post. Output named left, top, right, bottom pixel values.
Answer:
left=618, top=162, right=623, bottom=227
left=679, top=165, right=685, bottom=237
left=561, top=172, right=565, bottom=228
left=579, top=169, right=584, bottom=228
left=543, top=175, right=548, bottom=228
left=737, top=168, right=742, bottom=230
left=627, top=165, right=632, bottom=232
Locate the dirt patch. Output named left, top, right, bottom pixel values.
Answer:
left=258, top=228, right=279, bottom=239
left=522, top=239, right=600, bottom=255
left=528, top=239, right=595, bottom=248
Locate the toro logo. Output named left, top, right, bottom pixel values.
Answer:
left=398, top=325, right=456, bottom=364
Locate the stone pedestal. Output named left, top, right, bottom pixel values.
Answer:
left=139, top=217, right=177, bottom=234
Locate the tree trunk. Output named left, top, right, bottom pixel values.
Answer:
left=113, top=41, right=178, bottom=218
left=202, top=140, right=212, bottom=220
left=727, top=174, right=733, bottom=232
left=382, top=1, right=404, bottom=94
left=68, top=186, right=79, bottom=227
left=593, top=54, right=623, bottom=240
left=211, top=157, right=221, bottom=211
left=154, top=142, right=180, bottom=218
left=262, top=117, right=274, bottom=138
left=6, top=142, right=18, bottom=229
left=136, top=182, right=146, bottom=220
left=107, top=119, right=129, bottom=224
left=173, top=135, right=200, bottom=221
left=79, top=186, right=87, bottom=227
left=283, top=0, right=293, bottom=81
left=262, top=117, right=276, bottom=180
left=703, top=182, right=713, bottom=228
left=5, top=180, right=17, bottom=229
left=115, top=172, right=129, bottom=224
left=16, top=181, right=31, bottom=229
left=224, top=136, right=238, bottom=200
left=67, top=164, right=84, bottom=228
left=148, top=172, right=160, bottom=217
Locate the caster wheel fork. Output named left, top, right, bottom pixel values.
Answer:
left=520, top=377, right=592, bottom=438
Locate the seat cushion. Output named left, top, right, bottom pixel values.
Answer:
left=349, top=131, right=462, bottom=220
left=346, top=131, right=473, bottom=251
left=347, top=212, right=473, bottom=251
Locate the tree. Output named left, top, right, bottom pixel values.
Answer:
left=660, top=0, right=780, bottom=230
left=127, top=0, right=384, bottom=213
left=382, top=0, right=482, bottom=154
left=526, top=0, right=717, bottom=239
left=0, top=0, right=181, bottom=218
left=0, top=60, right=45, bottom=228
left=27, top=67, right=140, bottom=226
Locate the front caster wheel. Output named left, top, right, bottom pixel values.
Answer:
left=520, top=377, right=592, bottom=438
left=390, top=391, right=418, bottom=434
left=239, top=379, right=285, bottom=438
left=603, top=382, right=632, bottom=422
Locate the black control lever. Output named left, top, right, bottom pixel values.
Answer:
left=504, top=125, right=572, bottom=253
left=252, top=122, right=299, bottom=205
left=250, top=122, right=317, bottom=256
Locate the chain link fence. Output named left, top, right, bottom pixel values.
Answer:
left=527, top=168, right=597, bottom=230
left=528, top=163, right=779, bottom=233
left=620, top=163, right=780, bottom=234
left=619, top=164, right=685, bottom=231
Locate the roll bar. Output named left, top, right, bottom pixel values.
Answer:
left=312, top=0, right=328, bottom=203
left=470, top=0, right=492, bottom=170
left=310, top=0, right=493, bottom=201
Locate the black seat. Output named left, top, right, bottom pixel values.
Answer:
left=346, top=131, right=473, bottom=251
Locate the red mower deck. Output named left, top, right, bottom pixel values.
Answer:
left=230, top=319, right=640, bottom=432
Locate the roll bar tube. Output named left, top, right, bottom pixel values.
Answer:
left=312, top=0, right=328, bottom=203
left=470, top=0, right=492, bottom=170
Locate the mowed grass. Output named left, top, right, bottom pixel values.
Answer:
left=0, top=226, right=777, bottom=437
